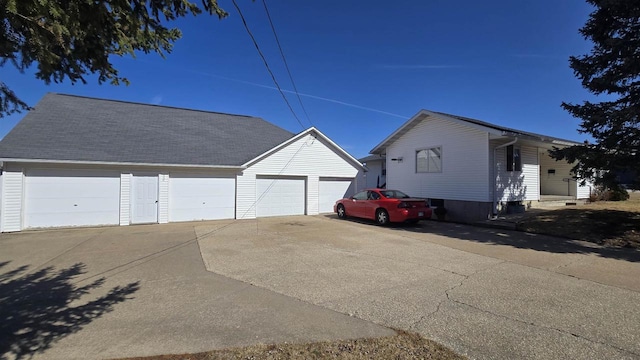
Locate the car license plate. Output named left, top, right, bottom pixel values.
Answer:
left=418, top=212, right=424, bottom=216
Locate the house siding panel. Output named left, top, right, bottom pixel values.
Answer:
left=236, top=134, right=359, bottom=219
left=540, top=151, right=576, bottom=196
left=522, top=146, right=539, bottom=201
left=119, top=173, right=131, bottom=225
left=158, top=173, right=169, bottom=223
left=577, top=180, right=592, bottom=199
left=307, top=175, right=319, bottom=215
left=1, top=168, right=23, bottom=232
left=359, top=160, right=385, bottom=189
left=491, top=142, right=539, bottom=202
left=386, top=116, right=490, bottom=202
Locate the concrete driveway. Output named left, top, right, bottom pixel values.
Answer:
left=0, top=222, right=392, bottom=360
left=197, top=215, right=640, bottom=360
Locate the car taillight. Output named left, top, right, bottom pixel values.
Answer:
left=398, top=202, right=410, bottom=209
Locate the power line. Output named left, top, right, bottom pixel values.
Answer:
left=261, top=0, right=314, bottom=128
left=231, top=0, right=306, bottom=130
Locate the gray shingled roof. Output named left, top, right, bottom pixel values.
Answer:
left=432, top=111, right=580, bottom=145
left=358, top=154, right=385, bottom=163
left=370, top=109, right=580, bottom=154
left=0, top=93, right=296, bottom=166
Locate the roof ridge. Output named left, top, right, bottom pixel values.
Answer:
left=47, top=92, right=258, bottom=119
left=431, top=110, right=579, bottom=144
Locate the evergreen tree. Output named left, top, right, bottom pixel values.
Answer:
left=551, top=0, right=640, bottom=193
left=0, top=0, right=227, bottom=117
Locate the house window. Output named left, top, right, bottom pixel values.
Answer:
left=506, top=145, right=522, bottom=172
left=416, top=147, right=442, bottom=173
left=381, top=161, right=386, bottom=176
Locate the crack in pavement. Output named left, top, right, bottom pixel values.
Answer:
left=412, top=260, right=640, bottom=358
left=444, top=297, right=640, bottom=358
left=410, top=260, right=509, bottom=331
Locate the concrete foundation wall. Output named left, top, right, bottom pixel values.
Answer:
left=439, top=199, right=493, bottom=223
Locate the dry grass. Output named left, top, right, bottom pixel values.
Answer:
left=114, top=331, right=465, bottom=360
left=518, top=192, right=640, bottom=248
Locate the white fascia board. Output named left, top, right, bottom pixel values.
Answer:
left=242, top=127, right=365, bottom=170
left=495, top=133, right=579, bottom=147
left=551, top=140, right=579, bottom=147
left=0, top=158, right=245, bottom=170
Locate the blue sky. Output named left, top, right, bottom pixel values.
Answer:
left=2, top=0, right=596, bottom=158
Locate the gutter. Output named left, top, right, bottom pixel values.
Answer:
left=491, top=137, right=518, bottom=217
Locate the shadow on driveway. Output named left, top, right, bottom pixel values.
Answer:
left=0, top=261, right=139, bottom=360
left=321, top=214, right=640, bottom=263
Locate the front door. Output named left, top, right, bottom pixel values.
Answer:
left=132, top=175, right=158, bottom=224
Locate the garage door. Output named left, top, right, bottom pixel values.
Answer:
left=318, top=178, right=354, bottom=213
left=24, top=169, right=121, bottom=228
left=256, top=177, right=305, bottom=217
left=169, top=173, right=235, bottom=222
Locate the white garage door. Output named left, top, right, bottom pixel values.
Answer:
left=24, top=169, right=120, bottom=229
left=318, top=178, right=354, bottom=213
left=169, top=173, right=235, bottom=222
left=256, top=177, right=305, bottom=217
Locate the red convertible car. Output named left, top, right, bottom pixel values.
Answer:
left=334, top=189, right=432, bottom=225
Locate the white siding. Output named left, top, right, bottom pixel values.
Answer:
left=158, top=173, right=169, bottom=223
left=540, top=151, right=576, bottom=196
left=492, top=142, right=539, bottom=202
left=386, top=116, right=490, bottom=201
left=236, top=134, right=359, bottom=219
left=307, top=175, right=319, bottom=215
left=236, top=172, right=257, bottom=219
left=120, top=173, right=131, bottom=225
left=1, top=168, right=23, bottom=232
left=361, top=160, right=385, bottom=189
left=577, top=179, right=593, bottom=199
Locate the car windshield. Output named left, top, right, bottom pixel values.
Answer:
left=380, top=190, right=411, bottom=199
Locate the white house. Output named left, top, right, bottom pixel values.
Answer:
left=357, top=155, right=386, bottom=189
left=369, top=110, right=591, bottom=222
left=0, top=93, right=363, bottom=232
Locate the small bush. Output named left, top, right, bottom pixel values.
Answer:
left=590, top=185, right=630, bottom=202
left=608, top=186, right=630, bottom=201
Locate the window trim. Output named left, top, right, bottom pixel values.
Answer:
left=416, top=146, right=443, bottom=173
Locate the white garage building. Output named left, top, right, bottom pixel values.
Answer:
left=0, top=93, right=362, bottom=232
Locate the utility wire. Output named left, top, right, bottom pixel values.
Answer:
left=261, top=0, right=314, bottom=128
left=231, top=0, right=306, bottom=130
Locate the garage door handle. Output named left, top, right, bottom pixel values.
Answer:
left=155, top=200, right=158, bottom=203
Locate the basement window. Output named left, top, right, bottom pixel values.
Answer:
left=506, top=145, right=522, bottom=172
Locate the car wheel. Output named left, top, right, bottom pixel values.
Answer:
left=376, top=209, right=389, bottom=225
left=337, top=204, right=347, bottom=219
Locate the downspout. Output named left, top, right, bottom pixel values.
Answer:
left=492, top=137, right=518, bottom=218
